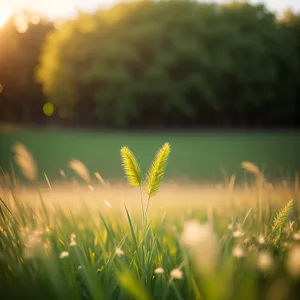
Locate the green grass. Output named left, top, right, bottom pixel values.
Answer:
left=1, top=177, right=300, bottom=299
left=0, top=128, right=300, bottom=183
left=1, top=141, right=300, bottom=300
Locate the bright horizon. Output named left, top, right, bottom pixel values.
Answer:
left=0, top=0, right=300, bottom=26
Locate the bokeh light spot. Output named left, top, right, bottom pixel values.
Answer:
left=43, top=102, right=55, bottom=116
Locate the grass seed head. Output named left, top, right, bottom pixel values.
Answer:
left=12, top=143, right=37, bottom=182
left=69, top=159, right=91, bottom=183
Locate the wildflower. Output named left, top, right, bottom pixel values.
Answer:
left=154, top=267, right=164, bottom=274
left=170, top=268, right=183, bottom=279
left=115, top=248, right=125, bottom=257
left=293, top=232, right=300, bottom=241
left=70, top=233, right=76, bottom=240
left=258, top=234, right=265, bottom=244
left=104, top=200, right=112, bottom=208
left=233, top=230, right=244, bottom=238
left=59, top=251, right=69, bottom=259
left=180, top=220, right=220, bottom=272
left=69, top=240, right=77, bottom=247
left=233, top=245, right=245, bottom=258
left=286, top=245, right=300, bottom=278
left=20, top=228, right=44, bottom=259
left=258, top=251, right=273, bottom=272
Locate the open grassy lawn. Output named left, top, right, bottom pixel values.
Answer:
left=1, top=129, right=300, bottom=299
left=0, top=128, right=300, bottom=183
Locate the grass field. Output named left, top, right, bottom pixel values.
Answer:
left=1, top=130, right=300, bottom=299
left=0, top=128, right=300, bottom=184
left=1, top=139, right=300, bottom=300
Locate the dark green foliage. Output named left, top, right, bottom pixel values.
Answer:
left=1, top=1, right=300, bottom=129
left=36, top=1, right=300, bottom=129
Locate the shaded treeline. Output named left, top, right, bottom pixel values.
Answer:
left=1, top=1, right=300, bottom=129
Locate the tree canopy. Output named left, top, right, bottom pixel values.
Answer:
left=1, top=1, right=300, bottom=129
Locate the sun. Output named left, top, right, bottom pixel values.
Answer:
left=0, top=7, right=13, bottom=27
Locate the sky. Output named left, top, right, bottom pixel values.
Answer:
left=0, top=0, right=299, bottom=22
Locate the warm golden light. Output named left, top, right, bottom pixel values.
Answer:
left=0, top=8, right=13, bottom=27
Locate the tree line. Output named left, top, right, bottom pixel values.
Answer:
left=1, top=1, right=300, bottom=129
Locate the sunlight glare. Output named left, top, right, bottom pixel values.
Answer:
left=0, top=8, right=13, bottom=27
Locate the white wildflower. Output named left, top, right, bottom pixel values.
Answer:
left=115, top=248, right=125, bottom=257
left=69, top=240, right=77, bottom=247
left=233, top=245, right=245, bottom=258
left=70, top=233, right=76, bottom=240
left=20, top=228, right=44, bottom=259
left=170, top=268, right=183, bottom=279
left=154, top=267, right=164, bottom=274
left=233, top=230, right=244, bottom=238
left=286, top=245, right=300, bottom=278
left=258, top=251, right=273, bottom=272
left=258, top=234, right=265, bottom=244
left=59, top=251, right=69, bottom=259
left=293, top=232, right=300, bottom=241
left=180, top=220, right=220, bottom=272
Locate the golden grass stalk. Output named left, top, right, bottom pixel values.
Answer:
left=241, top=161, right=261, bottom=177
left=120, top=146, right=141, bottom=187
left=12, top=143, right=37, bottom=182
left=268, top=199, right=294, bottom=247
left=94, top=172, right=106, bottom=185
left=228, top=174, right=236, bottom=192
left=145, top=142, right=171, bottom=197
left=69, top=159, right=90, bottom=183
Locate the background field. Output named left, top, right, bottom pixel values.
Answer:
left=1, top=129, right=300, bottom=184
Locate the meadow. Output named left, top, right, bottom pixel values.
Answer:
left=0, top=128, right=300, bottom=183
left=0, top=131, right=300, bottom=300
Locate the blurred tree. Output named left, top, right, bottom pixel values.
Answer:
left=36, top=0, right=300, bottom=129
left=0, top=10, right=54, bottom=124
